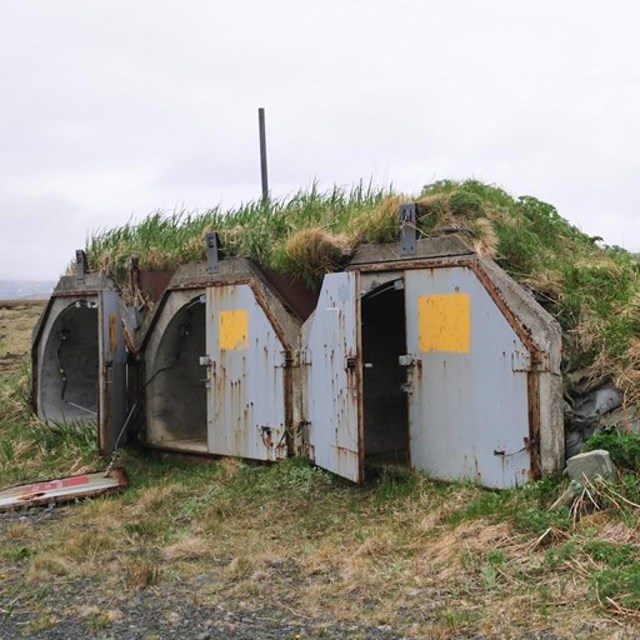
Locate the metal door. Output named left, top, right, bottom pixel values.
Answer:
left=404, top=267, right=531, bottom=488
left=206, top=284, right=288, bottom=461
left=301, top=272, right=363, bottom=483
left=98, top=290, right=127, bottom=454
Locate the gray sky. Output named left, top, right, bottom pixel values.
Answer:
left=1, top=0, right=639, bottom=280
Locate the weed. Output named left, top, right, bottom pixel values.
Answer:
left=3, top=545, right=33, bottom=563
left=481, top=564, right=499, bottom=590
left=121, top=557, right=160, bottom=591
left=26, top=609, right=58, bottom=633
left=514, top=506, right=571, bottom=536
left=585, top=431, right=640, bottom=472
left=442, top=608, right=479, bottom=630
left=27, top=553, right=70, bottom=580
left=592, top=562, right=640, bottom=610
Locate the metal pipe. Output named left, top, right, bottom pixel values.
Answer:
left=258, top=107, right=269, bottom=201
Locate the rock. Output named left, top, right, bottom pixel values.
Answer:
left=196, top=632, right=212, bottom=640
left=564, top=386, right=624, bottom=458
left=565, top=368, right=610, bottom=396
left=565, top=427, right=588, bottom=459
left=550, top=451, right=617, bottom=511
left=565, top=449, right=616, bottom=483
left=574, top=386, right=622, bottom=419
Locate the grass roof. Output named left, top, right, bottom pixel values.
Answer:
left=86, top=179, right=640, bottom=401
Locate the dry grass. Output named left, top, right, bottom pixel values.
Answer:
left=280, top=227, right=353, bottom=286
left=161, top=535, right=210, bottom=561
left=27, top=553, right=72, bottom=581
left=346, top=194, right=406, bottom=244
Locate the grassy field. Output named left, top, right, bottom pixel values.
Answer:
left=2, top=303, right=640, bottom=638
left=0, top=300, right=44, bottom=375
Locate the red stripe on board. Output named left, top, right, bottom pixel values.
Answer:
left=19, top=475, right=90, bottom=497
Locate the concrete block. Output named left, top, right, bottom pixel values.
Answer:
left=565, top=449, right=615, bottom=483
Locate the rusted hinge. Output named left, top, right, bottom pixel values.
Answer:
left=511, top=350, right=550, bottom=373
left=284, top=350, right=301, bottom=368
left=511, top=350, right=531, bottom=372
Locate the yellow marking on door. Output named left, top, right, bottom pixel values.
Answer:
left=418, top=293, right=471, bottom=353
left=219, top=310, right=249, bottom=350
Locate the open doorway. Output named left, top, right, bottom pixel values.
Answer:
left=145, top=295, right=207, bottom=452
left=361, top=280, right=409, bottom=465
left=40, top=301, right=99, bottom=425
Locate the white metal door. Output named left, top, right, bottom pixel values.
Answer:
left=404, top=267, right=531, bottom=488
left=98, top=290, right=127, bottom=454
left=206, top=284, right=288, bottom=461
left=301, top=272, right=363, bottom=483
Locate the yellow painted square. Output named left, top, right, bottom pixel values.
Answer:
left=219, top=310, right=249, bottom=350
left=418, top=294, right=470, bottom=353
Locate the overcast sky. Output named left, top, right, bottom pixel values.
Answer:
left=1, top=0, right=639, bottom=281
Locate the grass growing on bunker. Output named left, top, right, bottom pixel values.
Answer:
left=86, top=179, right=640, bottom=403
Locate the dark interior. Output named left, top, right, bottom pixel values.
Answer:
left=361, top=282, right=409, bottom=464
left=41, top=303, right=99, bottom=424
left=146, top=297, right=207, bottom=450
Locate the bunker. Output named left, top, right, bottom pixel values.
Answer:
left=139, top=254, right=304, bottom=461
left=300, top=229, right=564, bottom=488
left=31, top=254, right=127, bottom=454
left=30, top=217, right=564, bottom=490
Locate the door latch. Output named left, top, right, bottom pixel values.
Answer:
left=398, top=354, right=416, bottom=367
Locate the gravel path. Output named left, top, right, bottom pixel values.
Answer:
left=0, top=578, right=405, bottom=640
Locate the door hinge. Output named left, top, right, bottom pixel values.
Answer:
left=511, top=350, right=531, bottom=372
left=282, top=350, right=303, bottom=368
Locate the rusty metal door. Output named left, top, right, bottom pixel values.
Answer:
left=404, top=267, right=531, bottom=488
left=206, top=284, right=288, bottom=461
left=98, top=290, right=127, bottom=454
left=301, top=272, right=363, bottom=483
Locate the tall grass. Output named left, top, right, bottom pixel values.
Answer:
left=86, top=180, right=394, bottom=287
left=86, top=178, right=640, bottom=400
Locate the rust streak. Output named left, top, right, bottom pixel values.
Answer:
left=527, top=373, right=542, bottom=480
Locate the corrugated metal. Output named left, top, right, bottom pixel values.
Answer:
left=301, top=272, right=362, bottom=483
left=206, top=284, right=288, bottom=461
left=99, top=290, right=127, bottom=454
left=404, top=266, right=531, bottom=488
